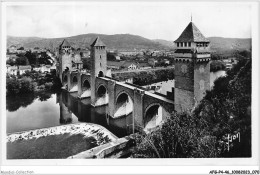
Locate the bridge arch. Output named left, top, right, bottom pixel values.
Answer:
left=144, top=103, right=166, bottom=130
left=114, top=91, right=134, bottom=118
left=63, top=75, right=68, bottom=83
left=97, top=84, right=107, bottom=97
left=82, top=79, right=90, bottom=90
left=62, top=75, right=68, bottom=89
left=72, top=76, right=77, bottom=84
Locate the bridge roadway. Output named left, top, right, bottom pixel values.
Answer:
left=61, top=70, right=174, bottom=129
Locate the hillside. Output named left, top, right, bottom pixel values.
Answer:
left=154, top=37, right=251, bottom=55
left=153, top=39, right=175, bottom=48
left=7, top=34, right=171, bottom=51
left=7, top=36, right=43, bottom=47
left=7, top=35, right=251, bottom=55
left=208, top=37, right=251, bottom=56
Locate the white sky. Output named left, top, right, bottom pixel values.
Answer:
left=5, top=2, right=252, bottom=40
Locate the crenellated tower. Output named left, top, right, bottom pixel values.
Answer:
left=57, top=39, right=73, bottom=80
left=174, top=21, right=211, bottom=112
left=90, top=37, right=107, bottom=106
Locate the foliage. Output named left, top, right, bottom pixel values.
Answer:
left=107, top=52, right=117, bottom=61
left=6, top=77, right=20, bottom=95
left=132, top=112, right=218, bottom=158
left=15, top=55, right=29, bottom=65
left=6, top=76, right=36, bottom=96
left=6, top=59, right=16, bottom=66
left=19, top=77, right=36, bottom=93
left=113, top=69, right=175, bottom=86
left=25, top=51, right=52, bottom=65
left=133, top=69, right=174, bottom=86
left=6, top=70, right=61, bottom=96
left=6, top=51, right=53, bottom=66
left=210, top=60, right=226, bottom=72
left=132, top=57, right=251, bottom=158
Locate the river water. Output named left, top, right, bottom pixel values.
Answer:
left=6, top=91, right=133, bottom=138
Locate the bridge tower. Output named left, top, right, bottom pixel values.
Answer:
left=57, top=39, right=73, bottom=81
left=90, top=37, right=107, bottom=106
left=174, top=21, right=211, bottom=112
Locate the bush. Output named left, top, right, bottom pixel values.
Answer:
left=132, top=112, right=218, bottom=158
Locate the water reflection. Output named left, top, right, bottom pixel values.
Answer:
left=6, top=94, right=36, bottom=112
left=6, top=92, right=53, bottom=112
left=7, top=90, right=133, bottom=137
left=56, top=91, right=133, bottom=138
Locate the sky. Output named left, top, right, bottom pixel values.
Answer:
left=5, top=2, right=252, bottom=40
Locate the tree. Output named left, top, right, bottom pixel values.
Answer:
left=19, top=77, right=35, bottom=93
left=6, top=77, right=20, bottom=96
left=17, top=47, right=24, bottom=50
left=6, top=59, right=16, bottom=66
left=25, top=51, right=37, bottom=65
left=16, top=56, right=28, bottom=65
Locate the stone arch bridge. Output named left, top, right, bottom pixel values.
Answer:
left=62, top=70, right=174, bottom=129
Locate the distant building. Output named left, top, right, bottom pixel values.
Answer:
left=115, top=56, right=121, bottom=60
left=138, top=62, right=151, bottom=69
left=122, top=61, right=138, bottom=70
left=78, top=48, right=91, bottom=58
left=148, top=58, right=158, bottom=67
left=73, top=60, right=83, bottom=70
left=33, top=67, right=41, bottom=72
left=118, top=50, right=142, bottom=56
left=7, top=66, right=18, bottom=75
left=9, top=45, right=17, bottom=53
left=43, top=65, right=52, bottom=73
left=32, top=65, right=52, bottom=73
left=223, top=58, right=238, bottom=70
left=17, top=47, right=26, bottom=54
left=19, top=65, right=32, bottom=74
left=107, top=61, right=125, bottom=70
left=163, top=59, right=170, bottom=65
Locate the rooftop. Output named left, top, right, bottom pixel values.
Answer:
left=60, top=39, right=71, bottom=48
left=90, top=37, right=106, bottom=47
left=73, top=60, right=83, bottom=64
left=19, top=65, right=31, bottom=70
left=175, top=22, right=209, bottom=43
